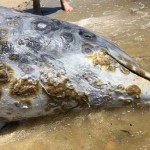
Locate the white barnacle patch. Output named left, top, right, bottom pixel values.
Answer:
left=10, top=76, right=39, bottom=97
left=85, top=51, right=117, bottom=72
left=37, top=22, right=47, bottom=29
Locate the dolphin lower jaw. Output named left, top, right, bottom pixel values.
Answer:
left=60, top=53, right=150, bottom=107
left=87, top=71, right=150, bottom=107
left=109, top=80, right=150, bottom=106
left=75, top=57, right=150, bottom=107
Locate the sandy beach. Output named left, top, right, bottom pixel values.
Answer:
left=0, top=0, right=30, bottom=8
left=0, top=0, right=150, bottom=150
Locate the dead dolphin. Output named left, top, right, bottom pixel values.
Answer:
left=0, top=7, right=149, bottom=128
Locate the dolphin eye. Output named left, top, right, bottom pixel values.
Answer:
left=79, top=29, right=96, bottom=40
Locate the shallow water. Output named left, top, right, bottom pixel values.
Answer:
left=0, top=0, right=150, bottom=150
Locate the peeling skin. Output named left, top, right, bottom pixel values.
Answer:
left=10, top=78, right=39, bottom=97
left=0, top=64, right=14, bottom=95
left=86, top=51, right=116, bottom=72
left=120, top=66, right=130, bottom=75
left=116, top=84, right=125, bottom=91
left=43, top=77, right=89, bottom=112
left=0, top=68, right=8, bottom=82
left=126, top=85, right=141, bottom=99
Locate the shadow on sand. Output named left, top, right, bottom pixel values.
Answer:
left=24, top=7, right=61, bottom=16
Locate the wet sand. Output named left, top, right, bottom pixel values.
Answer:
left=0, top=0, right=150, bottom=150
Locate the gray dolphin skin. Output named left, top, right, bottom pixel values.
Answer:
left=0, top=7, right=150, bottom=128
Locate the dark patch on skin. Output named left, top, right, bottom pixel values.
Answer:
left=39, top=54, right=55, bottom=63
left=82, top=71, right=103, bottom=89
left=82, top=43, right=94, bottom=54
left=0, top=41, right=14, bottom=54
left=17, top=54, right=38, bottom=73
left=61, top=32, right=73, bottom=43
left=24, top=39, right=41, bottom=52
left=10, top=78, right=39, bottom=97
left=126, top=85, right=141, bottom=99
left=60, top=32, right=74, bottom=52
left=79, top=29, right=96, bottom=41
left=33, top=19, right=60, bottom=34
left=6, top=16, right=21, bottom=27
left=24, top=52, right=39, bottom=65
left=26, top=39, right=41, bottom=50
left=88, top=92, right=111, bottom=105
left=52, top=19, right=72, bottom=30
left=20, top=56, right=29, bottom=64
left=18, top=39, right=25, bottom=45
left=18, top=38, right=42, bottom=52
left=8, top=54, right=20, bottom=61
